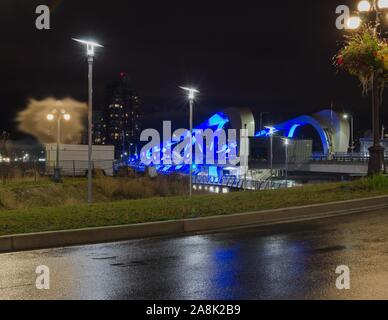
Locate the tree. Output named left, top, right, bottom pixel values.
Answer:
left=335, top=25, right=388, bottom=174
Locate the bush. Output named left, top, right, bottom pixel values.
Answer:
left=349, top=174, right=388, bottom=191
left=94, top=175, right=188, bottom=200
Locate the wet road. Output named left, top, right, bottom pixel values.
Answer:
left=1, top=209, right=388, bottom=300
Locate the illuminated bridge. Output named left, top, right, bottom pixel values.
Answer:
left=128, top=107, right=363, bottom=184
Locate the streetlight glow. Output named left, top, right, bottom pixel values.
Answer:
left=378, top=0, right=388, bottom=9
left=180, top=87, right=199, bottom=101
left=72, top=38, right=103, bottom=57
left=265, top=126, right=277, bottom=135
left=47, top=114, right=54, bottom=121
left=358, top=0, right=371, bottom=12
left=343, top=113, right=349, bottom=120
left=347, top=16, right=362, bottom=29
left=63, top=114, right=71, bottom=121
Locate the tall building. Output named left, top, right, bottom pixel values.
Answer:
left=95, top=73, right=141, bottom=159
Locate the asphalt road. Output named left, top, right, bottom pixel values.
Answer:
left=1, top=209, right=388, bottom=300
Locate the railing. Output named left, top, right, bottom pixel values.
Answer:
left=311, top=152, right=378, bottom=163
left=45, top=160, right=114, bottom=176
left=192, top=175, right=288, bottom=191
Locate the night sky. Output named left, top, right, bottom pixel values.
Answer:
left=0, top=0, right=381, bottom=140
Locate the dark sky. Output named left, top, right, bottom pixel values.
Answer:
left=0, top=0, right=379, bottom=139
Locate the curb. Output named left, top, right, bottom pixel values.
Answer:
left=1, top=195, right=388, bottom=253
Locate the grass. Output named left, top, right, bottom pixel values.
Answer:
left=0, top=175, right=387, bottom=236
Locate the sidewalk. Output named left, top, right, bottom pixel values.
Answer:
left=0, top=195, right=387, bottom=253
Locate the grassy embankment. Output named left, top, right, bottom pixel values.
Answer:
left=0, top=175, right=387, bottom=236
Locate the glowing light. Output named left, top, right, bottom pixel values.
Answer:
left=72, top=38, right=103, bottom=57
left=287, top=124, right=300, bottom=138
left=358, top=0, right=371, bottom=12
left=222, top=188, right=229, bottom=194
left=180, top=86, right=199, bottom=101
left=343, top=114, right=349, bottom=120
left=378, top=0, right=388, bottom=9
left=346, top=17, right=362, bottom=30
left=47, top=114, right=54, bottom=121
left=63, top=114, right=71, bottom=121
left=284, top=138, right=290, bottom=146
left=265, top=126, right=277, bottom=136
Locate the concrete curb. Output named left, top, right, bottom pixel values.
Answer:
left=1, top=195, right=388, bottom=253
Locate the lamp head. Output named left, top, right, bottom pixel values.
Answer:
left=72, top=38, right=103, bottom=57
left=180, top=86, right=200, bottom=101
left=265, top=126, right=277, bottom=136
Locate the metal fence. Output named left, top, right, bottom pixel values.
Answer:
left=0, top=160, right=115, bottom=183
left=193, top=175, right=288, bottom=191
left=44, top=160, right=114, bottom=177
left=310, top=152, right=382, bottom=163
left=0, top=162, right=43, bottom=183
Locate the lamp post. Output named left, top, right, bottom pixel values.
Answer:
left=73, top=38, right=103, bottom=203
left=344, top=0, right=388, bottom=174
left=265, top=126, right=276, bottom=189
left=47, top=109, right=71, bottom=183
left=284, top=138, right=289, bottom=188
left=179, top=86, right=199, bottom=197
left=343, top=113, right=355, bottom=155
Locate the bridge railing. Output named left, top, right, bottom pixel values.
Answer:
left=192, top=175, right=288, bottom=191
left=310, top=152, right=382, bottom=163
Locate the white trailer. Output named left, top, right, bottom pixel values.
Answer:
left=45, top=144, right=115, bottom=176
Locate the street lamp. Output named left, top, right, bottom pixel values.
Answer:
left=344, top=1, right=388, bottom=174
left=283, top=138, right=290, bottom=188
left=343, top=113, right=355, bottom=155
left=47, top=109, right=71, bottom=183
left=265, top=126, right=276, bottom=189
left=179, top=86, right=199, bottom=197
left=73, top=38, right=103, bottom=203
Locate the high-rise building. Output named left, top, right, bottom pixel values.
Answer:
left=94, top=73, right=141, bottom=159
